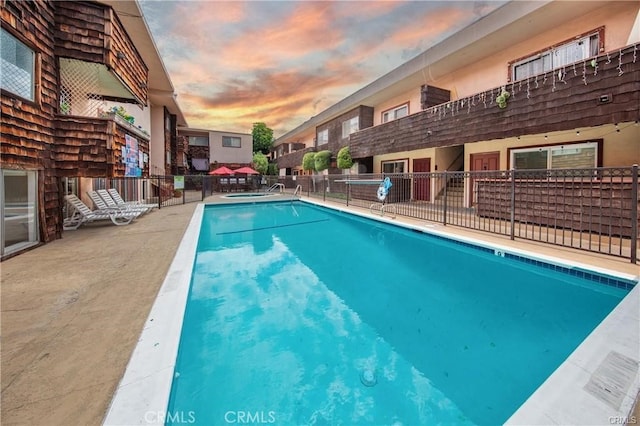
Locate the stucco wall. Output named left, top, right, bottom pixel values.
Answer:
left=464, top=123, right=640, bottom=171
left=209, top=131, right=253, bottom=164
left=149, top=106, right=165, bottom=175
left=374, top=88, right=422, bottom=126
left=426, top=2, right=639, bottom=101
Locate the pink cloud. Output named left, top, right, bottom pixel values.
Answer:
left=217, top=2, right=345, bottom=70
left=177, top=64, right=368, bottom=134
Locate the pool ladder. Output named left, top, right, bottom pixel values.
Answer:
left=267, top=183, right=284, bottom=193
left=292, top=184, right=302, bottom=199
left=370, top=202, right=396, bottom=218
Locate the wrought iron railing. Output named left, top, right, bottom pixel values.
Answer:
left=63, top=166, right=638, bottom=262
left=268, top=167, right=638, bottom=263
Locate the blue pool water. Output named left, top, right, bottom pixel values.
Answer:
left=167, top=201, right=630, bottom=425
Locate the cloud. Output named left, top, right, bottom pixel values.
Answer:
left=140, top=0, right=506, bottom=136
left=216, top=2, right=346, bottom=71
left=178, top=64, right=368, bottom=134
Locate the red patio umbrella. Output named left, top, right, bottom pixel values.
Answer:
left=233, top=166, right=259, bottom=174
left=209, top=166, right=234, bottom=175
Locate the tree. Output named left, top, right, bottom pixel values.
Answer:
left=252, top=152, right=268, bottom=175
left=337, top=146, right=353, bottom=170
left=252, top=122, right=274, bottom=154
left=267, top=162, right=278, bottom=176
left=314, top=150, right=332, bottom=172
left=302, top=152, right=316, bottom=171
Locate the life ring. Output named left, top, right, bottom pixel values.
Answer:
left=377, top=184, right=387, bottom=201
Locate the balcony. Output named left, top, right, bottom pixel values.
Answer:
left=55, top=1, right=148, bottom=113
left=347, top=43, right=639, bottom=159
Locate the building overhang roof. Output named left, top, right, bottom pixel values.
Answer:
left=97, top=0, right=188, bottom=127
left=276, top=0, right=611, bottom=144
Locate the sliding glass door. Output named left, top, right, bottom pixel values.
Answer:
left=1, top=170, right=38, bottom=257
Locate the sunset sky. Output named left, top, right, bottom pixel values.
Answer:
left=139, top=1, right=505, bottom=137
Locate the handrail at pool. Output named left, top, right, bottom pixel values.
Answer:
left=267, top=183, right=284, bottom=193
left=370, top=202, right=396, bottom=218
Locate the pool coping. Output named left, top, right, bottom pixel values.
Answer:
left=103, top=199, right=639, bottom=425
left=220, top=192, right=278, bottom=199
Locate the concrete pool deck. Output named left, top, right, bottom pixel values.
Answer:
left=1, top=196, right=638, bottom=425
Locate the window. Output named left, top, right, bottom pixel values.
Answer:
left=381, top=160, right=407, bottom=174
left=188, top=136, right=209, bottom=146
left=1, top=28, right=36, bottom=101
left=222, top=136, right=241, bottom=148
left=510, top=29, right=602, bottom=81
left=511, top=142, right=598, bottom=170
left=317, top=129, right=328, bottom=146
left=382, top=103, right=409, bottom=123
left=342, top=117, right=359, bottom=138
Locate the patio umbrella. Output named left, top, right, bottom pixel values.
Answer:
left=209, top=166, right=234, bottom=175
left=233, top=166, right=259, bottom=174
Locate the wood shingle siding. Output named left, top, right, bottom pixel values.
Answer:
left=54, top=116, right=150, bottom=178
left=277, top=146, right=316, bottom=170
left=53, top=117, right=112, bottom=177
left=54, top=1, right=148, bottom=103
left=1, top=0, right=59, bottom=243
left=318, top=105, right=374, bottom=154
left=2, top=0, right=153, bottom=251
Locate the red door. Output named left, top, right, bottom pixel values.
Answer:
left=470, top=152, right=499, bottom=205
left=413, top=158, right=431, bottom=201
left=471, top=152, right=499, bottom=171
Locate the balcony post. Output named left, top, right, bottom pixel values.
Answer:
left=510, top=168, right=516, bottom=241
left=631, top=164, right=638, bottom=264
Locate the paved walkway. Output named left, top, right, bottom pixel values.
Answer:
left=1, top=198, right=638, bottom=425
left=1, top=203, right=197, bottom=425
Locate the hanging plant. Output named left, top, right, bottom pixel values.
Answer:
left=496, top=89, right=510, bottom=109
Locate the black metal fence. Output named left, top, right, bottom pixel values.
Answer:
left=71, top=166, right=638, bottom=262
left=265, top=167, right=639, bottom=263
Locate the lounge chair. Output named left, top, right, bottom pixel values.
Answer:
left=93, top=189, right=152, bottom=215
left=87, top=189, right=148, bottom=214
left=105, top=188, right=157, bottom=211
left=63, top=194, right=140, bottom=230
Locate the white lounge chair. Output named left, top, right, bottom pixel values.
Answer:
left=93, top=190, right=151, bottom=215
left=105, top=188, right=157, bottom=211
left=63, top=194, right=140, bottom=230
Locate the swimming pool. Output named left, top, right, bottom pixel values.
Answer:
left=104, top=202, right=640, bottom=425
left=163, top=201, right=633, bottom=425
